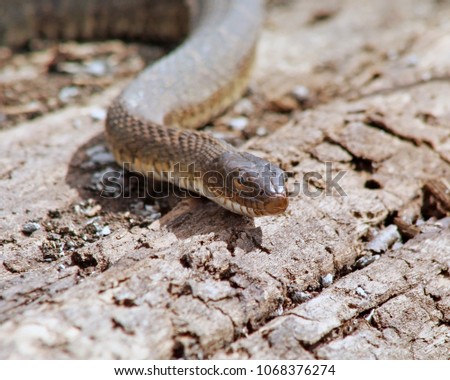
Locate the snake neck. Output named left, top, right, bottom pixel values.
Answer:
left=105, top=99, right=235, bottom=176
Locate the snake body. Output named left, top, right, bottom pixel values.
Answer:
left=1, top=0, right=288, bottom=217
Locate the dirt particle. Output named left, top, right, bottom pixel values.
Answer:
left=22, top=222, right=41, bottom=235
left=321, top=273, right=334, bottom=288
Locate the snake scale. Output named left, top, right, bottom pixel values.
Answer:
left=1, top=0, right=288, bottom=217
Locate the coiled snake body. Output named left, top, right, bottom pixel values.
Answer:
left=1, top=0, right=288, bottom=217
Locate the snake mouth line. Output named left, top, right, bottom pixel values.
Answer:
left=208, top=193, right=288, bottom=217
left=98, top=162, right=289, bottom=217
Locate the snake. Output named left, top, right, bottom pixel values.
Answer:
left=1, top=0, right=288, bottom=217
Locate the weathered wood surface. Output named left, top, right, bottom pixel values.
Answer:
left=1, top=0, right=449, bottom=359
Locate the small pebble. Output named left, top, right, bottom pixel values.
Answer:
left=356, top=286, right=368, bottom=298
left=275, top=304, right=284, bottom=316
left=92, top=151, right=115, bottom=165
left=256, top=127, right=267, bottom=136
left=85, top=60, right=108, bottom=76
left=89, top=107, right=107, bottom=121
left=47, top=233, right=61, bottom=241
left=145, top=204, right=159, bottom=213
left=292, top=85, right=310, bottom=102
left=86, top=145, right=115, bottom=165
left=90, top=168, right=123, bottom=196
left=367, top=224, right=400, bottom=253
left=73, top=204, right=82, bottom=215
left=233, top=98, right=254, bottom=115
left=291, top=291, right=312, bottom=303
left=228, top=117, right=249, bottom=131
left=22, top=222, right=40, bottom=235
left=59, top=86, right=80, bottom=103
left=83, top=205, right=102, bottom=217
left=321, top=273, right=333, bottom=288
left=354, top=254, right=380, bottom=269
left=92, top=222, right=103, bottom=233
left=101, top=226, right=111, bottom=236
left=365, top=309, right=375, bottom=323
left=85, top=216, right=101, bottom=226
left=130, top=201, right=161, bottom=221
left=86, top=144, right=105, bottom=157
left=57, top=62, right=83, bottom=75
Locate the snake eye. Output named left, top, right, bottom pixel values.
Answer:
left=233, top=176, right=247, bottom=191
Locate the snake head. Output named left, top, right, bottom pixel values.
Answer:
left=203, top=151, right=288, bottom=217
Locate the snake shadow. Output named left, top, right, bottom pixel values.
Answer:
left=66, top=133, right=263, bottom=251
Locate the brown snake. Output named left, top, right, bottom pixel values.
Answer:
left=1, top=0, right=288, bottom=217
